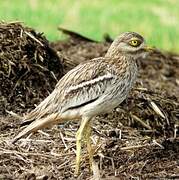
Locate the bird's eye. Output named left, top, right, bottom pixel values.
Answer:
left=129, top=40, right=141, bottom=47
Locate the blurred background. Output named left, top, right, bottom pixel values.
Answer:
left=1, top=0, right=179, bottom=52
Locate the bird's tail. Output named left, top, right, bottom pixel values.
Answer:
left=20, top=89, right=60, bottom=126
left=12, top=113, right=60, bottom=144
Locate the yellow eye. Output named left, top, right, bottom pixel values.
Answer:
left=129, top=40, right=140, bottom=47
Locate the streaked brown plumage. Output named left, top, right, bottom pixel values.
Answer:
left=12, top=32, right=152, bottom=175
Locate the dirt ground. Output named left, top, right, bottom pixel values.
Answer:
left=0, top=23, right=179, bottom=179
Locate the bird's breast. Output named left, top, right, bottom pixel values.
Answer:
left=111, top=62, right=138, bottom=104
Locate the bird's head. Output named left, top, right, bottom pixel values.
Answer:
left=105, top=32, right=153, bottom=60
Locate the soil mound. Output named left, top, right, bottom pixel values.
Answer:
left=0, top=22, right=63, bottom=115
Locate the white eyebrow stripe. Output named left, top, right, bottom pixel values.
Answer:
left=67, top=73, right=116, bottom=93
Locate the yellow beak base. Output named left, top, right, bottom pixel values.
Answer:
left=144, top=46, right=155, bottom=52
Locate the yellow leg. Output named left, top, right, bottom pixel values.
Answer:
left=75, top=117, right=90, bottom=175
left=85, top=121, right=93, bottom=171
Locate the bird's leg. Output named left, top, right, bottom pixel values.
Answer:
left=75, top=117, right=90, bottom=175
left=85, top=121, right=93, bottom=171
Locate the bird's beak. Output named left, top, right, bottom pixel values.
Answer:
left=143, top=45, right=155, bottom=52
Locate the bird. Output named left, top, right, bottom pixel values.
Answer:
left=12, top=32, right=153, bottom=175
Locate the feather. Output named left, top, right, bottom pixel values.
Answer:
left=12, top=113, right=60, bottom=143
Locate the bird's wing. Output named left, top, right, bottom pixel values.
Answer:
left=25, top=57, right=118, bottom=120
left=55, top=57, right=118, bottom=112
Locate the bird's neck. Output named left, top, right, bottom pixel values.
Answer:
left=105, top=48, right=136, bottom=60
left=104, top=53, right=137, bottom=76
left=105, top=52, right=136, bottom=66
left=105, top=46, right=121, bottom=58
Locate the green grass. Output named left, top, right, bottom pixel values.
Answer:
left=1, top=0, right=179, bottom=52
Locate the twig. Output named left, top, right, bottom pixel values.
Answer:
left=92, top=160, right=101, bottom=180
left=120, top=144, right=149, bottom=150
left=5, top=110, right=22, bottom=119
left=98, top=153, right=115, bottom=170
left=38, top=130, right=50, bottom=137
left=131, top=114, right=152, bottom=130
left=18, top=138, right=53, bottom=143
left=150, top=101, right=165, bottom=119
left=139, top=160, right=149, bottom=174
left=60, top=131, right=68, bottom=150
left=50, top=71, right=58, bottom=82
left=24, top=31, right=44, bottom=46
left=0, top=149, right=74, bottom=158
left=63, top=137, right=76, bottom=142
left=19, top=133, right=33, bottom=147
left=57, top=159, right=70, bottom=169
left=152, top=139, right=164, bottom=149
left=174, top=124, right=178, bottom=139
left=58, top=27, right=97, bottom=42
